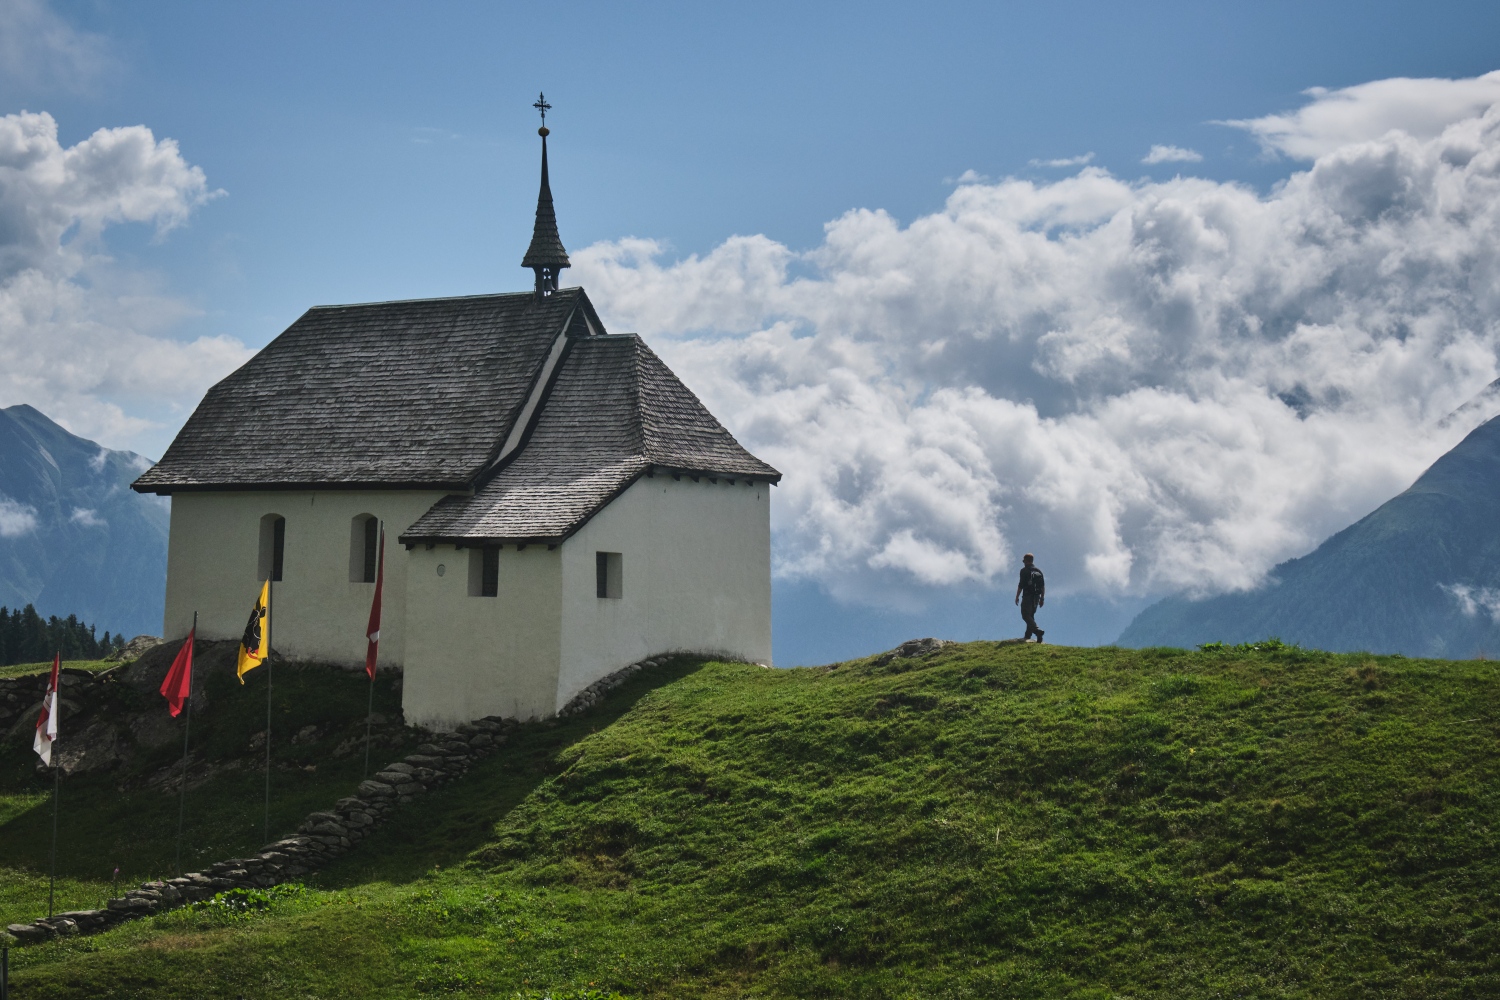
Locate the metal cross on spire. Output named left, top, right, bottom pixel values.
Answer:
left=533, top=92, right=551, bottom=127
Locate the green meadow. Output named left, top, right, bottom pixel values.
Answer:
left=1, top=642, right=1498, bottom=998
left=0, top=659, right=114, bottom=682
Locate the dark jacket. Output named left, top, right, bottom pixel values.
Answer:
left=1018, top=565, right=1045, bottom=602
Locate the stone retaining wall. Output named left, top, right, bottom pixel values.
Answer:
left=558, top=656, right=669, bottom=716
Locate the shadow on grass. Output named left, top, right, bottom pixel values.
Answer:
left=0, top=651, right=414, bottom=911
left=315, top=655, right=712, bottom=888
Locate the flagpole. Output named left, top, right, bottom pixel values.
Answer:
left=174, top=613, right=197, bottom=877
left=264, top=580, right=273, bottom=846
left=48, top=760, right=58, bottom=919
left=363, top=669, right=375, bottom=779
left=47, top=649, right=59, bottom=920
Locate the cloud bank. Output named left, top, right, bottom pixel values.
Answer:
left=0, top=111, right=250, bottom=448
left=575, top=74, right=1500, bottom=608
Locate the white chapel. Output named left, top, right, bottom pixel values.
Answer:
left=132, top=120, right=779, bottom=730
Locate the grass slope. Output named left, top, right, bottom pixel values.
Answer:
left=3, top=643, right=1499, bottom=998
left=0, top=656, right=415, bottom=925
left=0, top=659, right=113, bottom=681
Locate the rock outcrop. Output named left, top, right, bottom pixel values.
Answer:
left=104, top=635, right=164, bottom=663
left=872, top=637, right=950, bottom=666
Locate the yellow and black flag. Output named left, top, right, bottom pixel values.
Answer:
left=237, top=580, right=271, bottom=682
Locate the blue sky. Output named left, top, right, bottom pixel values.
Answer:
left=16, top=0, right=1500, bottom=349
left=5, top=1, right=1500, bottom=661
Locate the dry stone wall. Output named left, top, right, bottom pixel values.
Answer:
left=558, top=656, right=670, bottom=717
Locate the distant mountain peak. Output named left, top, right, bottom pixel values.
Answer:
left=0, top=404, right=166, bottom=636
left=1120, top=414, right=1500, bottom=657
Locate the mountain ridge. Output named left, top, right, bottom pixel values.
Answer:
left=0, top=404, right=168, bottom=637
left=1119, top=414, right=1500, bottom=655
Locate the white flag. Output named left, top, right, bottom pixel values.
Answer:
left=33, top=652, right=59, bottom=767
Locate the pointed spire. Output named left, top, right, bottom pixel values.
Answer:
left=522, top=92, right=569, bottom=299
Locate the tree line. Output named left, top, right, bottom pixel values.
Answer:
left=0, top=605, right=128, bottom=666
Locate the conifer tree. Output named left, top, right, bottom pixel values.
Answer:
left=0, top=604, right=122, bottom=665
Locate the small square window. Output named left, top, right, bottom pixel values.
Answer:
left=596, top=551, right=622, bottom=599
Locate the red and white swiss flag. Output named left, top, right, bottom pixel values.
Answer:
left=34, top=652, right=60, bottom=767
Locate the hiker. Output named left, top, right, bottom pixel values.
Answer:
left=1014, top=553, right=1045, bottom=642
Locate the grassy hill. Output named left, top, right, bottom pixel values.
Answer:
left=2, top=642, right=1499, bottom=998
left=0, top=651, right=419, bottom=926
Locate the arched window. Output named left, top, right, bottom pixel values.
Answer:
left=258, top=514, right=285, bottom=582
left=350, top=514, right=379, bottom=583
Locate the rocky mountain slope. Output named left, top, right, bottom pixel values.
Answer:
left=0, top=404, right=168, bottom=638
left=1120, top=414, right=1500, bottom=656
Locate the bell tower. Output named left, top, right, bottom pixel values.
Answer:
left=521, top=92, right=570, bottom=300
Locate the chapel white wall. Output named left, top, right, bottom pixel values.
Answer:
left=555, top=475, right=772, bottom=711
left=162, top=490, right=450, bottom=667
left=401, top=544, right=562, bottom=730
left=162, top=477, right=773, bottom=731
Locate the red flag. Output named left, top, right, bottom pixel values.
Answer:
left=160, top=626, right=195, bottom=717
left=34, top=652, right=60, bottom=766
left=365, top=523, right=384, bottom=679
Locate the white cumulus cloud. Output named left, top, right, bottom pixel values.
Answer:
left=1142, top=144, right=1203, bottom=164
left=1226, top=70, right=1500, bottom=159
left=575, top=74, right=1500, bottom=609
left=0, top=111, right=250, bottom=448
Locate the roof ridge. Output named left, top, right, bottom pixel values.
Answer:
left=627, top=334, right=647, bottom=458
left=305, top=287, right=581, bottom=311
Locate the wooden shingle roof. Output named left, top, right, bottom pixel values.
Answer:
left=400, top=334, right=780, bottom=544
left=133, top=286, right=780, bottom=543
left=132, top=289, right=602, bottom=492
